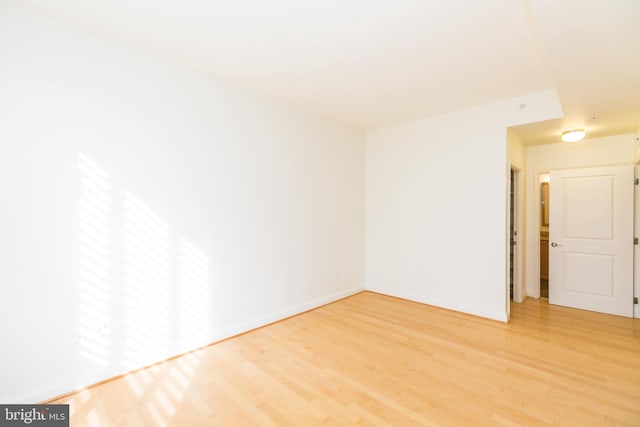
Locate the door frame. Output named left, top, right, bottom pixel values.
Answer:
left=506, top=163, right=524, bottom=320
left=511, top=166, right=524, bottom=303
left=635, top=166, right=640, bottom=318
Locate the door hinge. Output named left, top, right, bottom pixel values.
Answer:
left=635, top=178, right=639, bottom=185
left=635, top=238, right=639, bottom=245
left=634, top=297, right=638, bottom=304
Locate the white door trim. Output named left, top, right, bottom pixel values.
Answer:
left=634, top=166, right=639, bottom=318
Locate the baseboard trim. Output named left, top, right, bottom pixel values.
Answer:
left=365, top=287, right=508, bottom=323
left=5, top=286, right=365, bottom=404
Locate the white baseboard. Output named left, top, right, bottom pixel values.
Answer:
left=208, top=285, right=365, bottom=343
left=4, top=285, right=365, bottom=404
left=366, top=286, right=508, bottom=323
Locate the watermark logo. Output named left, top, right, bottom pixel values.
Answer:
left=0, top=405, right=68, bottom=426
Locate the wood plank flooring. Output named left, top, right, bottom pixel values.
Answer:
left=51, top=291, right=640, bottom=426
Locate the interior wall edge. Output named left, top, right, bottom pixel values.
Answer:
left=365, top=286, right=508, bottom=323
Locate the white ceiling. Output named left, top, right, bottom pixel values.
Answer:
left=513, top=0, right=640, bottom=145
left=7, top=0, right=640, bottom=144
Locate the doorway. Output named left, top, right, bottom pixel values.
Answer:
left=509, top=167, right=522, bottom=303
left=548, top=165, right=634, bottom=317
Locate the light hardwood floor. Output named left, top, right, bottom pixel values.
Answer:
left=51, top=291, right=640, bottom=426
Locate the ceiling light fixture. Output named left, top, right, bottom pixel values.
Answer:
left=561, top=129, right=585, bottom=143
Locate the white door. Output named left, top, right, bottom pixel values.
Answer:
left=549, top=165, right=634, bottom=317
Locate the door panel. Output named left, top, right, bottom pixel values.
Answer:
left=564, top=176, right=613, bottom=239
left=564, top=253, right=613, bottom=296
left=549, top=166, right=633, bottom=317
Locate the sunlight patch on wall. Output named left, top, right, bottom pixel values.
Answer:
left=77, top=153, right=111, bottom=366
left=124, top=192, right=171, bottom=369
left=179, top=239, right=211, bottom=350
left=75, top=153, right=212, bottom=404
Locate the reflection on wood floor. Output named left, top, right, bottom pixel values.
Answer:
left=51, top=291, right=640, bottom=426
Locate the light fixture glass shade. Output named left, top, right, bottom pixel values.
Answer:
left=561, top=129, right=585, bottom=142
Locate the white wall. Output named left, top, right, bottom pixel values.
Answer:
left=365, top=90, right=562, bottom=322
left=507, top=130, right=527, bottom=168
left=524, top=134, right=637, bottom=299
left=0, top=3, right=365, bottom=403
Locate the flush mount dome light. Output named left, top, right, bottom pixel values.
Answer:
left=561, top=129, right=585, bottom=142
